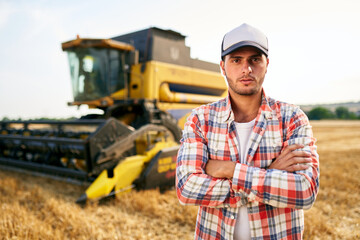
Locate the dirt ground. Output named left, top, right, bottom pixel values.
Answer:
left=0, top=120, right=359, bottom=240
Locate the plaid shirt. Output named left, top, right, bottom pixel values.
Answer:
left=176, top=90, right=319, bottom=240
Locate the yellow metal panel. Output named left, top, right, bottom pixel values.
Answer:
left=85, top=155, right=149, bottom=200
left=113, top=155, right=148, bottom=193
left=129, top=64, right=145, bottom=99
left=85, top=170, right=117, bottom=199
left=152, top=61, right=227, bottom=99
left=129, top=61, right=227, bottom=100
left=84, top=141, right=178, bottom=200
left=110, top=89, right=127, bottom=100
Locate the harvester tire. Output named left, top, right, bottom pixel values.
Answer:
left=159, top=112, right=182, bottom=143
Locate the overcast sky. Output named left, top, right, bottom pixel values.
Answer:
left=1, top=0, right=360, bottom=119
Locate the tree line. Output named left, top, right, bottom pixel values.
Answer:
left=306, top=106, right=360, bottom=120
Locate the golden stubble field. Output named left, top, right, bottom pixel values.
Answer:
left=1, top=120, right=360, bottom=240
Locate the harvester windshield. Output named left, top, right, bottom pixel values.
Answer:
left=65, top=47, right=129, bottom=101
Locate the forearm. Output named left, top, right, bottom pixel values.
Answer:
left=176, top=169, right=237, bottom=208
left=176, top=145, right=245, bottom=208
left=232, top=146, right=319, bottom=209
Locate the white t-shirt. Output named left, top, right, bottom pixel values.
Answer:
left=233, top=119, right=255, bottom=240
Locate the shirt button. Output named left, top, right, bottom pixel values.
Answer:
left=230, top=215, right=235, bottom=220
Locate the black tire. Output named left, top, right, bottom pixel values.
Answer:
left=159, top=112, right=182, bottom=142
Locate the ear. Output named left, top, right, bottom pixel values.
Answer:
left=265, top=57, right=269, bottom=73
left=220, top=60, right=225, bottom=75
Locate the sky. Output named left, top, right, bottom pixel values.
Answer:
left=1, top=0, right=360, bottom=120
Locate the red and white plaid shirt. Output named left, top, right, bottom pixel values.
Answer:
left=176, top=90, right=319, bottom=240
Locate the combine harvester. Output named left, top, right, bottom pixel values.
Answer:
left=0, top=27, right=227, bottom=203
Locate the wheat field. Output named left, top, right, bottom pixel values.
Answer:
left=0, top=120, right=359, bottom=240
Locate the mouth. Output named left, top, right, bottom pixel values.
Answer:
left=239, top=78, right=254, bottom=85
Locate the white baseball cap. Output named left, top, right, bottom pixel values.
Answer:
left=221, top=23, right=268, bottom=59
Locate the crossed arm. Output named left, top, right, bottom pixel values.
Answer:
left=176, top=111, right=320, bottom=209
left=206, top=144, right=312, bottom=178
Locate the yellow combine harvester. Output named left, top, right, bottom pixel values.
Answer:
left=0, top=27, right=227, bottom=203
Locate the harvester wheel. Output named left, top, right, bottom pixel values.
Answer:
left=159, top=112, right=182, bottom=142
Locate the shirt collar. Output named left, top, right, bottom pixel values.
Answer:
left=224, top=88, right=273, bottom=123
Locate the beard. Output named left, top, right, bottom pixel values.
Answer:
left=225, top=74, right=263, bottom=96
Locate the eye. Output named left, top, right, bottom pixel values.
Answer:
left=232, top=59, right=240, bottom=63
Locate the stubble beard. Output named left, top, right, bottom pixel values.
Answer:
left=226, top=75, right=262, bottom=96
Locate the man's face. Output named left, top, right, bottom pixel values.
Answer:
left=220, top=46, right=269, bottom=97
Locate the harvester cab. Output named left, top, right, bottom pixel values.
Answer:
left=0, top=27, right=227, bottom=203
left=62, top=37, right=137, bottom=108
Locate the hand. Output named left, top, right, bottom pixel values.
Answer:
left=205, top=160, right=236, bottom=179
left=268, top=144, right=312, bottom=172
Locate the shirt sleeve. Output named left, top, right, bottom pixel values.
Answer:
left=231, top=107, right=320, bottom=210
left=176, top=111, right=245, bottom=208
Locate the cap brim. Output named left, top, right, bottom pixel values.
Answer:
left=222, top=41, right=268, bottom=58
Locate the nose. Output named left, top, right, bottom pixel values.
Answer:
left=242, top=62, right=252, bottom=75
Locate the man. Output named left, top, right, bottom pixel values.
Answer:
left=176, top=23, right=319, bottom=240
